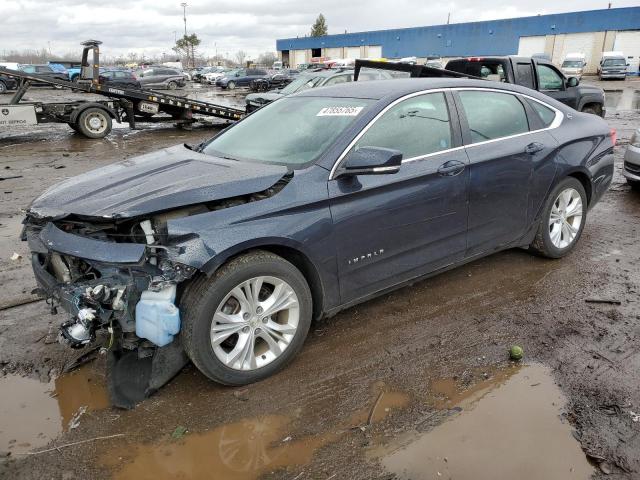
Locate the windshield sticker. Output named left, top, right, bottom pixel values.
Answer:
left=317, top=106, right=364, bottom=117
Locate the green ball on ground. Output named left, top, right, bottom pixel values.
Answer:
left=509, top=345, right=524, bottom=360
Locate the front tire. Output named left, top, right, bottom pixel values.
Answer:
left=529, top=177, right=587, bottom=258
left=227, top=81, right=236, bottom=90
left=181, top=251, right=312, bottom=386
left=0, top=82, right=7, bottom=94
left=167, top=81, right=178, bottom=90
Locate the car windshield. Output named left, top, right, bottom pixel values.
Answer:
left=562, top=61, right=583, bottom=68
left=604, top=58, right=626, bottom=66
left=280, top=75, right=325, bottom=94
left=202, top=96, right=373, bottom=167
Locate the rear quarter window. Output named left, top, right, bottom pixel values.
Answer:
left=527, top=99, right=557, bottom=128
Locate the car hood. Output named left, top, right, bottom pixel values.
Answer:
left=246, top=92, right=284, bottom=104
left=28, top=144, right=288, bottom=220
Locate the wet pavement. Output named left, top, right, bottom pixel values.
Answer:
left=0, top=78, right=639, bottom=479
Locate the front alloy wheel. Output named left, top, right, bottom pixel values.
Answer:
left=211, top=276, right=300, bottom=370
left=182, top=251, right=312, bottom=385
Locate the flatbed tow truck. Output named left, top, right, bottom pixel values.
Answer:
left=0, top=40, right=245, bottom=139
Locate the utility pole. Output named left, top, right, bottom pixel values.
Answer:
left=447, top=12, right=451, bottom=24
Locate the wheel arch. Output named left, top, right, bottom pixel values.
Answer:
left=565, top=169, right=593, bottom=206
left=69, top=102, right=117, bottom=123
left=200, top=239, right=326, bottom=320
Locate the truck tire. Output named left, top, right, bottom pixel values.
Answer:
left=167, top=81, right=178, bottom=90
left=181, top=250, right=312, bottom=386
left=0, top=81, right=7, bottom=94
left=581, top=104, right=601, bottom=116
left=529, top=177, right=587, bottom=259
left=76, top=107, right=112, bottom=139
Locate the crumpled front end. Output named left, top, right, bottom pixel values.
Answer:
left=23, top=214, right=196, bottom=408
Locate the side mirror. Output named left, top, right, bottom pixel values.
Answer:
left=336, top=146, right=403, bottom=178
left=235, top=72, right=241, bottom=77
left=566, top=76, right=579, bottom=87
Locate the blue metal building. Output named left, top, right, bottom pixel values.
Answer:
left=276, top=7, right=640, bottom=70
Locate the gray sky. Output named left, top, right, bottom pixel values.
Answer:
left=2, top=1, right=637, bottom=61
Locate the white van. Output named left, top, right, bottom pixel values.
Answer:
left=561, top=53, right=586, bottom=79
left=272, top=61, right=283, bottom=70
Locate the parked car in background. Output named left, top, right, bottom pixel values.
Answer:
left=598, top=52, right=628, bottom=80
left=245, top=68, right=391, bottom=112
left=250, top=69, right=299, bottom=92
left=0, top=72, right=18, bottom=93
left=19, top=64, right=68, bottom=86
left=23, top=78, right=614, bottom=398
left=137, top=67, right=186, bottom=90
left=561, top=53, right=587, bottom=79
left=47, top=60, right=82, bottom=81
left=203, top=67, right=229, bottom=85
left=99, top=69, right=141, bottom=89
left=0, top=62, right=21, bottom=71
left=425, top=58, right=444, bottom=69
left=216, top=68, right=270, bottom=89
left=623, top=127, right=640, bottom=190
left=445, top=56, right=606, bottom=116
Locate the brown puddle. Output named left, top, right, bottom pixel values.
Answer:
left=108, top=415, right=336, bottom=480
left=0, top=364, right=109, bottom=454
left=109, top=381, right=409, bottom=479
left=380, top=364, right=593, bottom=479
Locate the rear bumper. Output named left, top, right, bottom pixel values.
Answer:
left=623, top=144, right=640, bottom=181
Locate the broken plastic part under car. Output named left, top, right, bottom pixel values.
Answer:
left=22, top=144, right=293, bottom=408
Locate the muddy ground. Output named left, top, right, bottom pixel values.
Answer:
left=0, top=79, right=639, bottom=479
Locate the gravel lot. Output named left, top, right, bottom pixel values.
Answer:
left=0, top=78, right=639, bottom=479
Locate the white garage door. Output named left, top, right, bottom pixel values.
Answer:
left=325, top=47, right=343, bottom=59
left=367, top=45, right=382, bottom=59
left=614, top=30, right=640, bottom=75
left=554, top=32, right=597, bottom=72
left=518, top=36, right=546, bottom=57
left=293, top=50, right=306, bottom=68
left=345, top=47, right=361, bottom=59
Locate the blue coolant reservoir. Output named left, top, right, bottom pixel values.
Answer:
left=135, top=285, right=181, bottom=347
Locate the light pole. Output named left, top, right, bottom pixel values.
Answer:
left=181, top=3, right=188, bottom=36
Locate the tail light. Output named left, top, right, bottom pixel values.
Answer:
left=610, top=128, right=617, bottom=147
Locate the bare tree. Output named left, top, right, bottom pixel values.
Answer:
left=235, top=50, right=247, bottom=66
left=257, top=52, right=277, bottom=67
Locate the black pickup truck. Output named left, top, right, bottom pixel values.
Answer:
left=354, top=56, right=606, bottom=117
left=445, top=56, right=605, bottom=116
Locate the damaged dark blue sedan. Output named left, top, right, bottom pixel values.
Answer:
left=23, top=78, right=614, bottom=407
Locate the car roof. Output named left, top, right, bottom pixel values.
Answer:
left=294, top=77, right=567, bottom=107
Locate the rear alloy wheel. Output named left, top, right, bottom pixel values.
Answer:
left=167, top=81, right=178, bottom=90
left=76, top=107, right=112, bottom=139
left=227, top=81, right=236, bottom=90
left=182, top=251, right=312, bottom=385
left=529, top=177, right=587, bottom=258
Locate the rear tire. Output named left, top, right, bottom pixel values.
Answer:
left=529, top=177, right=587, bottom=259
left=580, top=105, right=601, bottom=116
left=0, top=82, right=7, bottom=94
left=627, top=178, right=640, bottom=190
left=181, top=250, right=312, bottom=386
left=167, top=81, right=177, bottom=90
left=76, top=107, right=112, bottom=139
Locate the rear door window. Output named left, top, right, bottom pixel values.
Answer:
left=458, top=90, right=529, bottom=143
left=515, top=63, right=535, bottom=89
left=323, top=74, right=352, bottom=86
left=351, top=92, right=452, bottom=160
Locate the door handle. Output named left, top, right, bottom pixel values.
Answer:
left=437, top=160, right=465, bottom=176
left=525, top=142, right=545, bottom=155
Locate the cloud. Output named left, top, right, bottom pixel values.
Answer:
left=1, top=0, right=637, bottom=60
